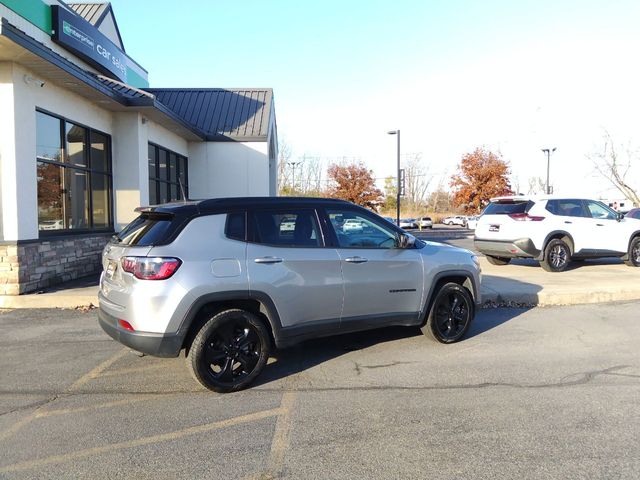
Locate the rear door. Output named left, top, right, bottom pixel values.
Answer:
left=246, top=208, right=343, bottom=328
left=322, top=207, right=424, bottom=325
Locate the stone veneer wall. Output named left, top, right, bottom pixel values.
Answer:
left=0, top=233, right=112, bottom=295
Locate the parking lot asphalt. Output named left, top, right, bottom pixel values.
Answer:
left=1, top=305, right=639, bottom=479
left=1, top=226, right=639, bottom=309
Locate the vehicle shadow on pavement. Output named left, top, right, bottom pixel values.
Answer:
left=254, top=306, right=529, bottom=387
left=509, top=257, right=624, bottom=269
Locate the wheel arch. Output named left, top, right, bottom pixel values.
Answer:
left=420, top=270, right=479, bottom=326
left=623, top=230, right=640, bottom=260
left=178, top=291, right=284, bottom=354
left=540, top=230, right=575, bottom=260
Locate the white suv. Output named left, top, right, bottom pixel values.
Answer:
left=475, top=196, right=640, bottom=272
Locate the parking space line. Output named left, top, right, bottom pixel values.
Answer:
left=0, top=348, right=129, bottom=441
left=33, top=396, right=152, bottom=419
left=264, top=391, right=297, bottom=478
left=97, top=363, right=168, bottom=378
left=0, top=406, right=284, bottom=473
left=68, top=348, right=129, bottom=391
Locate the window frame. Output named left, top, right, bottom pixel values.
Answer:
left=318, top=206, right=405, bottom=250
left=36, top=108, right=114, bottom=237
left=148, top=142, right=189, bottom=205
left=246, top=208, right=326, bottom=248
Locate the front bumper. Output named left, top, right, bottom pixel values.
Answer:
left=474, top=238, right=541, bottom=259
left=98, top=308, right=183, bottom=358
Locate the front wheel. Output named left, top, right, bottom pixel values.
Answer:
left=624, top=236, right=640, bottom=267
left=540, top=239, right=571, bottom=272
left=187, top=309, right=271, bottom=393
left=422, top=283, right=474, bottom=344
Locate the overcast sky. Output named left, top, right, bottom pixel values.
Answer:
left=110, top=0, right=640, bottom=199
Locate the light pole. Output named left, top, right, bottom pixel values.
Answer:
left=287, top=161, right=301, bottom=193
left=387, top=130, right=401, bottom=225
left=541, top=148, right=556, bottom=194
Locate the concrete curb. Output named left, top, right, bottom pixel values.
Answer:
left=1, top=257, right=638, bottom=310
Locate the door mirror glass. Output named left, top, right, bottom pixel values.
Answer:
left=395, top=233, right=416, bottom=249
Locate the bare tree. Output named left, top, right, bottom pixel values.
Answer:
left=527, top=176, right=546, bottom=195
left=277, top=138, right=293, bottom=195
left=403, top=153, right=432, bottom=208
left=590, top=132, right=640, bottom=206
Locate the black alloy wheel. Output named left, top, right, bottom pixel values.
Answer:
left=540, top=239, right=571, bottom=272
left=187, top=309, right=270, bottom=393
left=422, top=282, right=474, bottom=344
left=624, top=236, right=640, bottom=267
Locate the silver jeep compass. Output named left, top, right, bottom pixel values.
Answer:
left=98, top=197, right=481, bottom=392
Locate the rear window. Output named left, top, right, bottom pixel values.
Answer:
left=114, top=215, right=174, bottom=246
left=484, top=200, right=534, bottom=215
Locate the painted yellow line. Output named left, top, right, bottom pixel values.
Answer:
left=68, top=348, right=129, bottom=391
left=0, top=407, right=284, bottom=473
left=34, top=396, right=152, bottom=419
left=97, top=362, right=169, bottom=378
left=265, top=391, right=297, bottom=477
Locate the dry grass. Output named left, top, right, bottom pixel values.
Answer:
left=378, top=210, right=461, bottom=224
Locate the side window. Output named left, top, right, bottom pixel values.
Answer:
left=326, top=209, right=397, bottom=249
left=249, top=210, right=321, bottom=247
left=225, top=212, right=246, bottom=241
left=585, top=201, right=617, bottom=220
left=554, top=199, right=586, bottom=217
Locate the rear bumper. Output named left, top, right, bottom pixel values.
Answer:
left=98, top=307, right=183, bottom=358
left=475, top=238, right=541, bottom=259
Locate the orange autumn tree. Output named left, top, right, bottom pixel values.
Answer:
left=327, top=162, right=383, bottom=209
left=450, top=148, right=513, bottom=213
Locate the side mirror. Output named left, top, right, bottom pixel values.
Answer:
left=617, top=212, right=624, bottom=222
left=395, top=233, right=416, bottom=249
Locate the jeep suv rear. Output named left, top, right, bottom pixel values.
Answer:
left=475, top=196, right=640, bottom=272
left=99, top=197, right=481, bottom=392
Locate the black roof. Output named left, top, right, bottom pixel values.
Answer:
left=139, top=197, right=354, bottom=215
left=145, top=89, right=274, bottom=142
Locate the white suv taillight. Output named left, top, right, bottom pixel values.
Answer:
left=508, top=213, right=545, bottom=221
left=121, top=257, right=181, bottom=280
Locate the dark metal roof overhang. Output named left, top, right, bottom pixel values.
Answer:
left=0, top=18, right=205, bottom=142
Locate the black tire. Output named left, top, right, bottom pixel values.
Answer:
left=540, top=239, right=571, bottom=272
left=485, top=255, right=511, bottom=266
left=187, top=309, right=271, bottom=393
left=624, top=236, right=640, bottom=267
left=422, top=283, right=474, bottom=344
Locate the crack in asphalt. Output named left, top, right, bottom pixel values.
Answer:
left=0, top=395, right=59, bottom=418
left=353, top=361, right=417, bottom=375
left=0, top=365, right=636, bottom=401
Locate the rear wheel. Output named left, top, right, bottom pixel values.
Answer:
left=624, top=236, right=640, bottom=267
left=485, top=255, right=511, bottom=266
left=187, top=309, right=270, bottom=393
left=422, top=283, right=474, bottom=344
left=540, top=239, right=571, bottom=272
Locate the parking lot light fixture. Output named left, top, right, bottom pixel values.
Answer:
left=541, top=148, right=557, bottom=195
left=388, top=130, right=401, bottom=225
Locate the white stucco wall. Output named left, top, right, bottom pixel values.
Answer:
left=0, top=62, right=115, bottom=240
left=188, top=141, right=271, bottom=198
left=147, top=122, right=188, bottom=157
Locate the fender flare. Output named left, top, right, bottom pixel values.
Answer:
left=419, top=270, right=479, bottom=325
left=540, top=230, right=575, bottom=260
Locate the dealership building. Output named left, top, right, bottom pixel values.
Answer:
left=0, top=1, right=278, bottom=294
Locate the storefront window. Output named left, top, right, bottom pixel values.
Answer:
left=148, top=143, right=188, bottom=204
left=36, top=111, right=113, bottom=233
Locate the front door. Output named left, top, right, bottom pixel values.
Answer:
left=323, top=207, right=424, bottom=326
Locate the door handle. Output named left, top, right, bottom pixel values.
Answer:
left=564, top=221, right=572, bottom=224
left=345, top=256, right=368, bottom=264
left=596, top=223, right=604, bottom=226
left=254, top=257, right=283, bottom=264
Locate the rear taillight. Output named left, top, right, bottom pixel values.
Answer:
left=121, top=257, right=182, bottom=280
left=508, top=213, right=545, bottom=221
